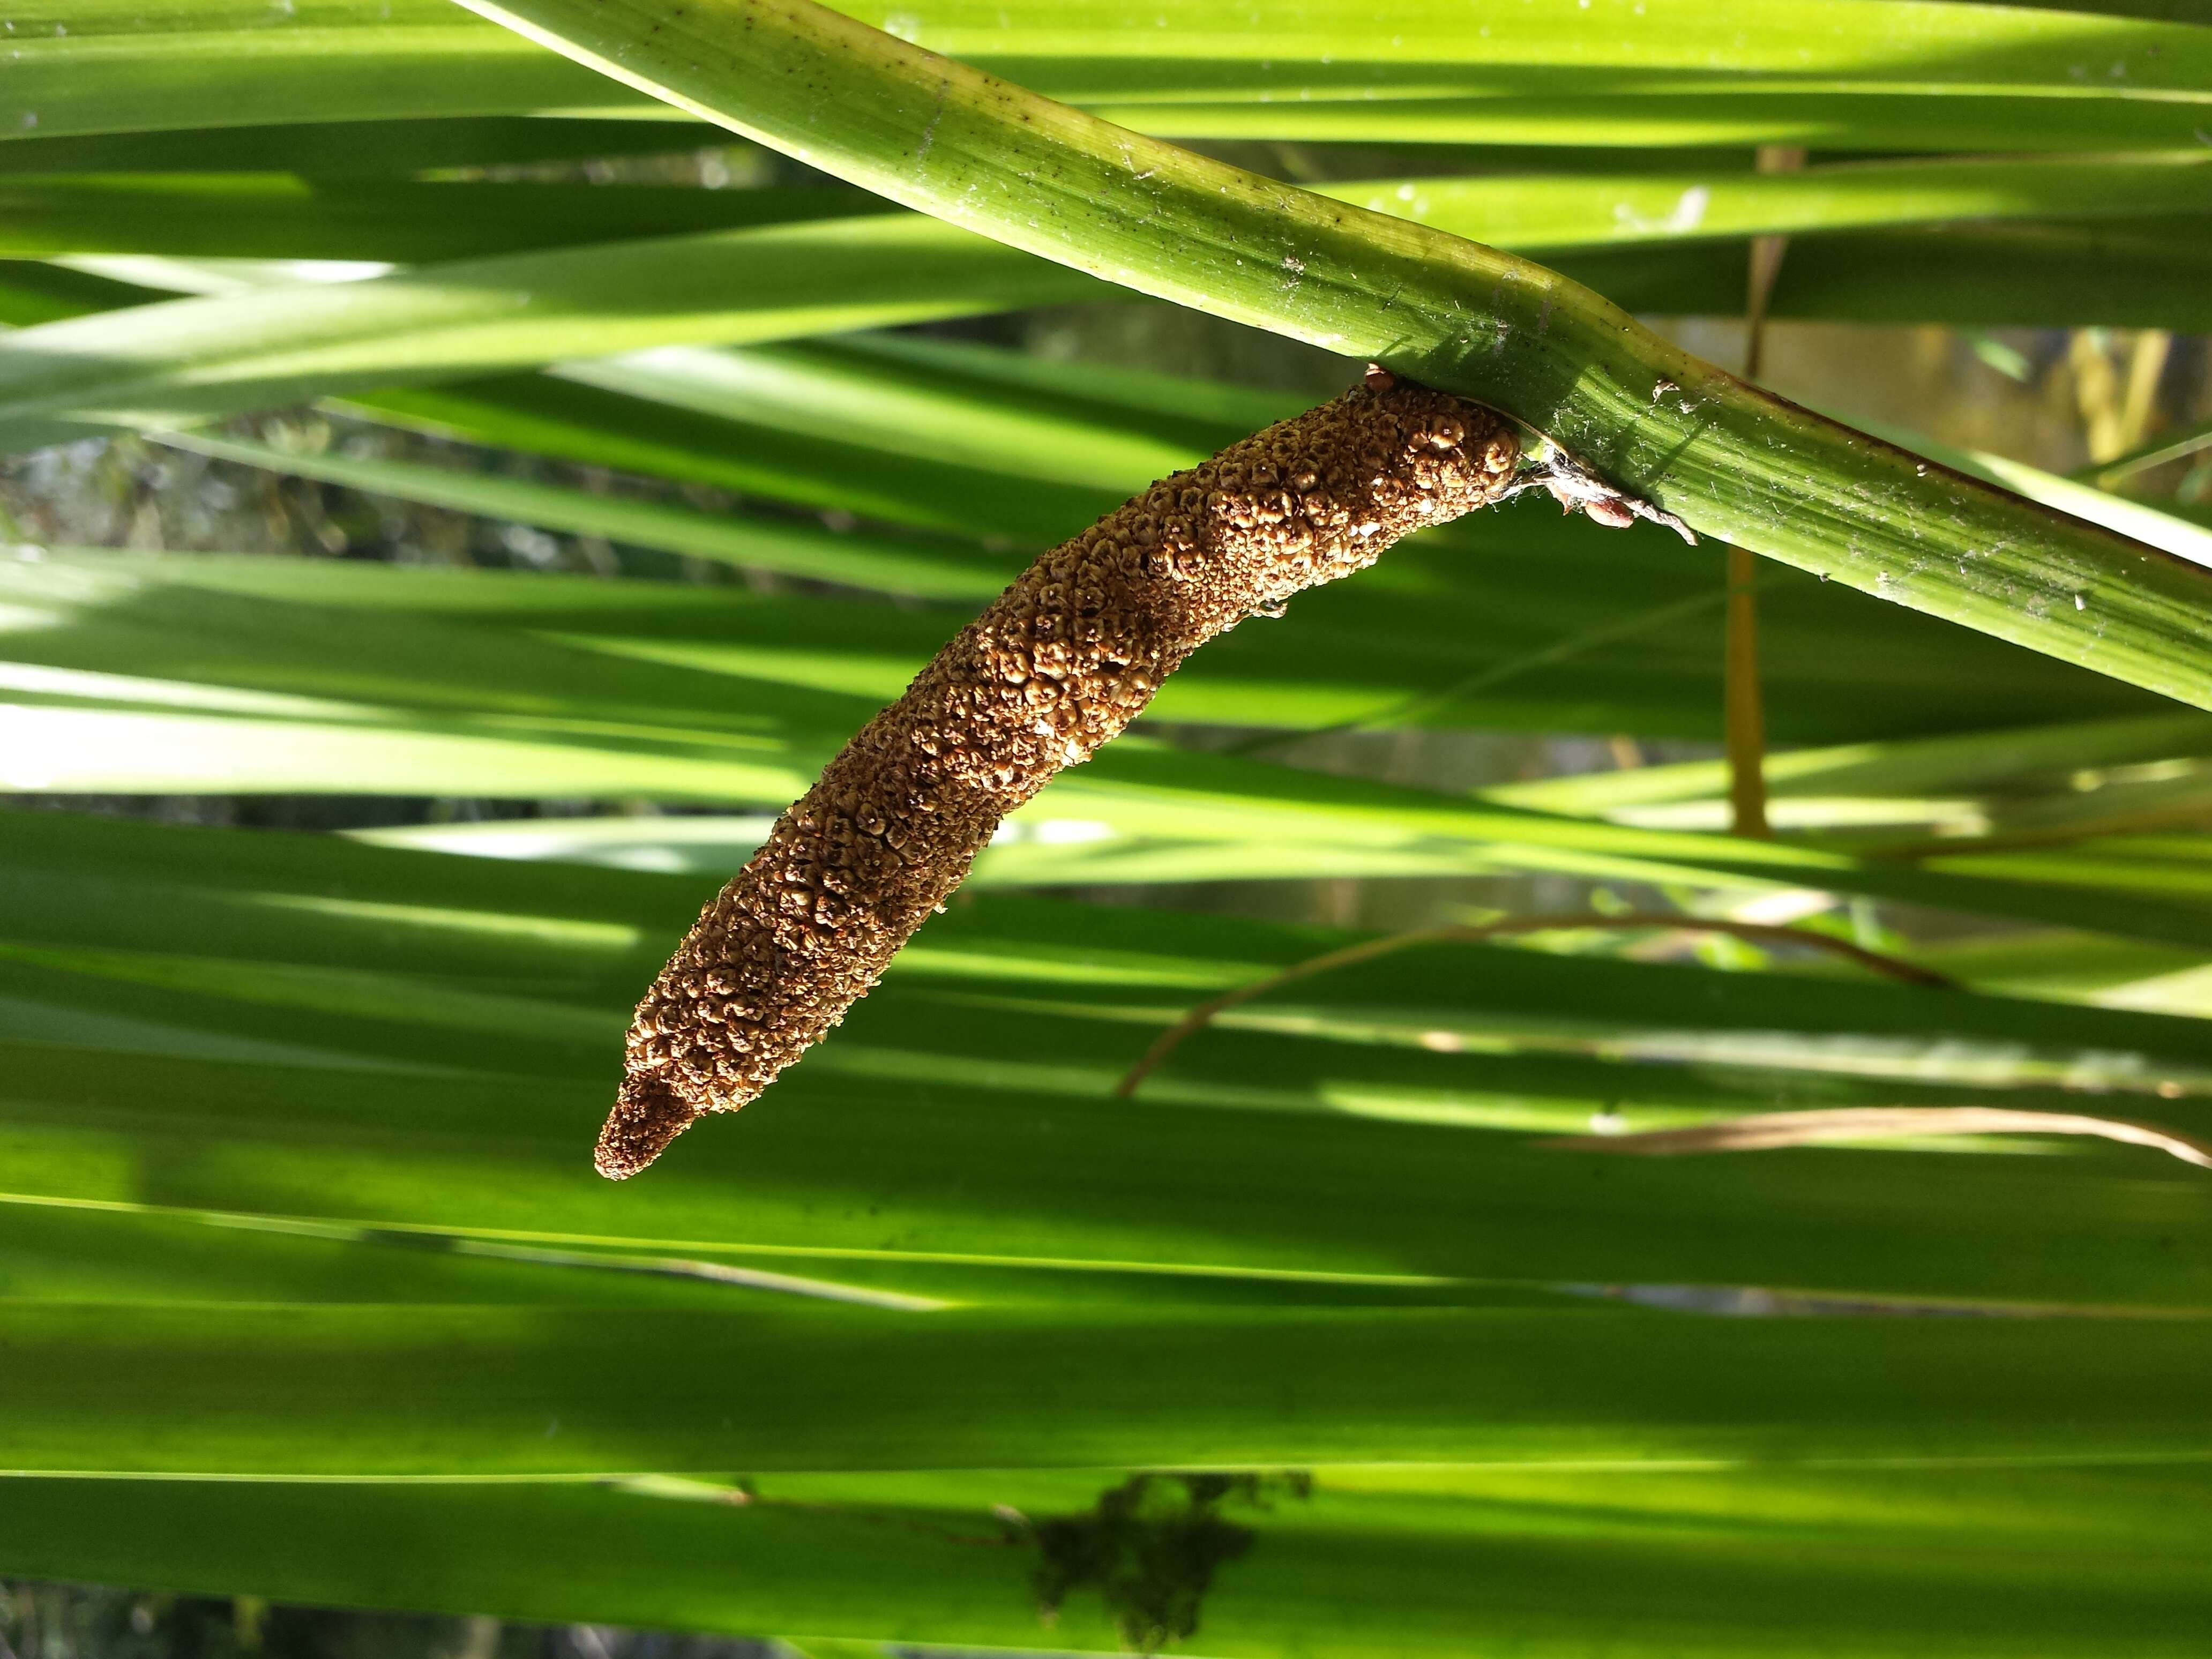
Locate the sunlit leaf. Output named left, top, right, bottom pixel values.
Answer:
left=8, top=1462, right=2212, bottom=1658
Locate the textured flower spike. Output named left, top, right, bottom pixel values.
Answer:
left=597, top=375, right=1521, bottom=1178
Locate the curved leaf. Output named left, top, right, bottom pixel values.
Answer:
left=453, top=0, right=2212, bottom=718
left=12, top=0, right=2210, bottom=150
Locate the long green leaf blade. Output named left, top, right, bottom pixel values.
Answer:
left=10, top=811, right=2212, bottom=1313
left=4, top=1297, right=2210, bottom=1474
left=7, top=155, right=2209, bottom=263
left=15, top=0, right=2211, bottom=150
left=450, top=0, right=2212, bottom=716
left=8, top=1463, right=2211, bottom=1658
left=153, top=430, right=1022, bottom=597
left=0, top=216, right=1094, bottom=451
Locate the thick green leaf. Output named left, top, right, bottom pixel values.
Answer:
left=0, top=255, right=160, bottom=325
left=1929, top=836, right=2212, bottom=915
left=6, top=1, right=2212, bottom=1636
left=13, top=297, right=2161, bottom=759
left=0, top=216, right=1096, bottom=452
left=0, top=117, right=726, bottom=177
left=9, top=154, right=2209, bottom=263
left=1492, top=711, right=2212, bottom=838
left=4, top=1296, right=2209, bottom=1474
left=1099, top=92, right=2212, bottom=152
left=0, top=558, right=850, bottom=802
left=3, top=548, right=2205, bottom=944
left=0, top=176, right=883, bottom=261
left=14, top=0, right=2211, bottom=151
left=8, top=1464, right=2212, bottom=1658
left=1340, top=155, right=2212, bottom=250
left=340, top=373, right=1102, bottom=542
left=454, top=0, right=2212, bottom=722
left=1, top=528, right=2165, bottom=753
left=1, top=0, right=627, bottom=138
left=1840, top=413, right=2212, bottom=570
left=11, top=173, right=2204, bottom=498
left=21, top=188, right=2212, bottom=376
left=0, top=1197, right=949, bottom=1311
left=1552, top=214, right=2212, bottom=331
left=9, top=810, right=2212, bottom=1318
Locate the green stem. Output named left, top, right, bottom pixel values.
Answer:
left=458, top=0, right=2212, bottom=711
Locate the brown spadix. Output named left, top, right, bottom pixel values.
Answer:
left=598, top=375, right=1520, bottom=1178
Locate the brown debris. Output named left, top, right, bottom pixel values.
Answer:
left=597, top=377, right=1520, bottom=1178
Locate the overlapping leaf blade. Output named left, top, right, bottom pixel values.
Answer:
left=13, top=0, right=2211, bottom=150
left=4, top=0, right=2212, bottom=1649
left=7, top=1463, right=2211, bottom=1658
left=8, top=810, right=2212, bottom=1321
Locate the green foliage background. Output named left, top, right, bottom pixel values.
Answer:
left=2, top=0, right=2211, bottom=1652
